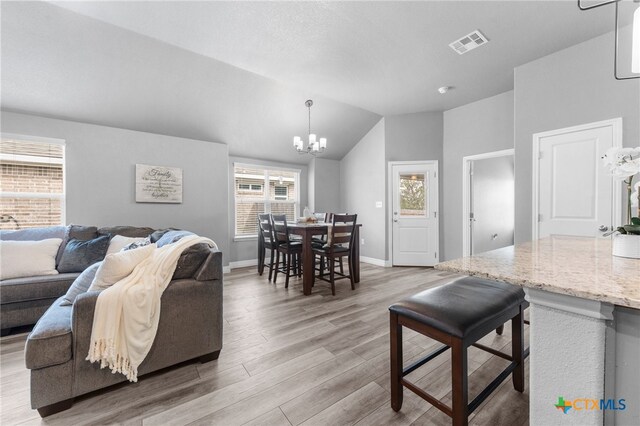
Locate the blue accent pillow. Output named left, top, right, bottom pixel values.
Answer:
left=155, top=230, right=195, bottom=248
left=57, top=235, right=110, bottom=273
left=60, top=262, right=102, bottom=306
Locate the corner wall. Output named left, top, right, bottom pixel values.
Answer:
left=442, top=91, right=515, bottom=260
left=1, top=110, right=230, bottom=264
left=340, top=118, right=386, bottom=261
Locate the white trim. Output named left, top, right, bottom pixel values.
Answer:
left=531, top=118, right=623, bottom=241
left=1, top=133, right=66, bottom=146
left=525, top=288, right=614, bottom=320
left=229, top=259, right=259, bottom=269
left=462, top=149, right=514, bottom=257
left=223, top=266, right=231, bottom=274
left=0, top=192, right=64, bottom=199
left=0, top=153, right=64, bottom=165
left=360, top=256, right=392, bottom=267
left=234, top=162, right=301, bottom=174
left=387, top=160, right=440, bottom=267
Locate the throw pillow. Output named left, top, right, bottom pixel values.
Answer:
left=106, top=235, right=147, bottom=255
left=156, top=230, right=195, bottom=248
left=0, top=238, right=62, bottom=280
left=1, top=225, right=67, bottom=265
left=60, top=262, right=102, bottom=306
left=57, top=225, right=99, bottom=266
left=57, top=235, right=111, bottom=273
left=88, top=243, right=156, bottom=291
left=122, top=236, right=152, bottom=251
left=98, top=226, right=155, bottom=238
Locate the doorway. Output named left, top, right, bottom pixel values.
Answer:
left=532, top=118, right=622, bottom=239
left=462, top=150, right=515, bottom=256
left=389, top=161, right=439, bottom=266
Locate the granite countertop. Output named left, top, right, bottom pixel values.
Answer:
left=435, top=236, right=640, bottom=309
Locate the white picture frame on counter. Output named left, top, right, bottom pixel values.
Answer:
left=135, top=164, right=183, bottom=203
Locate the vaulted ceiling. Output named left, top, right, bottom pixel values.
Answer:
left=1, top=1, right=615, bottom=164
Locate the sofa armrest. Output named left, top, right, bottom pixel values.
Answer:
left=194, top=248, right=223, bottom=281
left=71, top=291, right=100, bottom=361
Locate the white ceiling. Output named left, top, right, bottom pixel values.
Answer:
left=0, top=1, right=616, bottom=164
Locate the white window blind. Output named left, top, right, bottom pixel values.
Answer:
left=234, top=164, right=299, bottom=237
left=0, top=135, right=66, bottom=230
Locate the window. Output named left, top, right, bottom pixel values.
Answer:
left=234, top=164, right=299, bottom=237
left=0, top=135, right=65, bottom=230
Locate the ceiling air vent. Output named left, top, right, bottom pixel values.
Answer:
left=449, top=30, right=489, bottom=55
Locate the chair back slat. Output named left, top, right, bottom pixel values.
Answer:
left=257, top=213, right=274, bottom=245
left=328, top=214, right=357, bottom=249
left=271, top=214, right=290, bottom=245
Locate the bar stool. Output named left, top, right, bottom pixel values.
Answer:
left=389, top=277, right=529, bottom=426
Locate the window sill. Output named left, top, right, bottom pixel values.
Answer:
left=234, top=235, right=258, bottom=242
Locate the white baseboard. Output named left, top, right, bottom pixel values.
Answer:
left=228, top=258, right=259, bottom=270
left=359, top=256, right=392, bottom=267
left=223, top=266, right=231, bottom=274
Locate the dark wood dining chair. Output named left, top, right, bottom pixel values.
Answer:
left=271, top=214, right=302, bottom=288
left=312, top=214, right=357, bottom=295
left=257, top=213, right=276, bottom=281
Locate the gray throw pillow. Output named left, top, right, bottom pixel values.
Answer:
left=60, top=262, right=102, bottom=306
left=57, top=225, right=99, bottom=266
left=57, top=235, right=110, bottom=273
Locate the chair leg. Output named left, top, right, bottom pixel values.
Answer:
left=273, top=251, right=280, bottom=283
left=512, top=305, right=525, bottom=392
left=258, top=247, right=265, bottom=275
left=390, top=312, right=403, bottom=412
left=329, top=257, right=336, bottom=295
left=348, top=255, right=355, bottom=290
left=451, top=338, right=469, bottom=426
left=496, top=324, right=504, bottom=335
left=285, top=253, right=291, bottom=289
left=268, top=249, right=275, bottom=281
left=298, top=253, right=302, bottom=277
left=339, top=258, right=344, bottom=274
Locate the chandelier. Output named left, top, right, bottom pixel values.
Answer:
left=293, top=100, right=327, bottom=155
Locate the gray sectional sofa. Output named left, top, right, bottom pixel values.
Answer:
left=0, top=225, right=223, bottom=417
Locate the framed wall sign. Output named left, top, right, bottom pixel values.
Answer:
left=135, top=164, right=183, bottom=203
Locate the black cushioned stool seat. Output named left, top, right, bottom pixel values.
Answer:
left=389, top=277, right=528, bottom=426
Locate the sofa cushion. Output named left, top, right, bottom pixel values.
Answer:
left=1, top=273, right=80, bottom=304
left=60, top=262, right=101, bottom=306
left=89, top=243, right=156, bottom=291
left=25, top=298, right=72, bottom=369
left=57, top=225, right=99, bottom=266
left=57, top=235, right=110, bottom=273
left=0, top=238, right=62, bottom=280
left=173, top=243, right=211, bottom=279
left=98, top=226, right=155, bottom=238
left=0, top=225, right=67, bottom=263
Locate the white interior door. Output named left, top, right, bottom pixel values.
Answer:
left=534, top=119, right=621, bottom=239
left=392, top=162, right=439, bottom=266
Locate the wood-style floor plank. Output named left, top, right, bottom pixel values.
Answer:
left=0, top=264, right=529, bottom=425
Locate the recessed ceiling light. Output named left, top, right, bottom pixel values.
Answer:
left=438, top=86, right=451, bottom=94
left=449, top=30, right=489, bottom=55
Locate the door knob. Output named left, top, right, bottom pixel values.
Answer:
left=598, top=225, right=609, bottom=232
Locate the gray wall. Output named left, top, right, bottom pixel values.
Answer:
left=443, top=91, right=514, bottom=260
left=385, top=111, right=444, bottom=259
left=309, top=158, right=341, bottom=214
left=514, top=31, right=640, bottom=244
left=1, top=110, right=230, bottom=264
left=228, top=156, right=308, bottom=264
left=340, top=118, right=386, bottom=261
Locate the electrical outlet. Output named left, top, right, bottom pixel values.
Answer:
left=361, top=238, right=365, bottom=245
left=375, top=201, right=383, bottom=208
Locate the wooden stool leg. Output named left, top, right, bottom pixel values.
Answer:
left=451, top=338, right=468, bottom=426
left=285, top=253, right=291, bottom=289
left=390, top=312, right=403, bottom=412
left=329, top=257, right=336, bottom=295
left=496, top=324, right=504, bottom=335
left=512, top=304, right=525, bottom=392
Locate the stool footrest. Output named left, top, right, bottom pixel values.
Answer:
left=402, top=345, right=449, bottom=377
left=468, top=360, right=518, bottom=414
left=472, top=343, right=513, bottom=361
left=401, top=378, right=453, bottom=417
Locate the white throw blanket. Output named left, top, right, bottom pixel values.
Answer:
left=86, top=235, right=217, bottom=382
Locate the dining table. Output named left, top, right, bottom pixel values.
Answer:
left=259, top=221, right=362, bottom=295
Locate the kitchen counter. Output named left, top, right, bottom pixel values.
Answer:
left=436, top=235, right=640, bottom=425
left=436, top=235, right=640, bottom=309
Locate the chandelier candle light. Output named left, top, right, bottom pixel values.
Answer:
left=293, top=100, right=327, bottom=155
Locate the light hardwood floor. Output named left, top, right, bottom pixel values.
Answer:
left=0, top=264, right=529, bottom=425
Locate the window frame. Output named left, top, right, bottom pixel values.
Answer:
left=233, top=162, right=300, bottom=239
left=0, top=133, right=67, bottom=227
